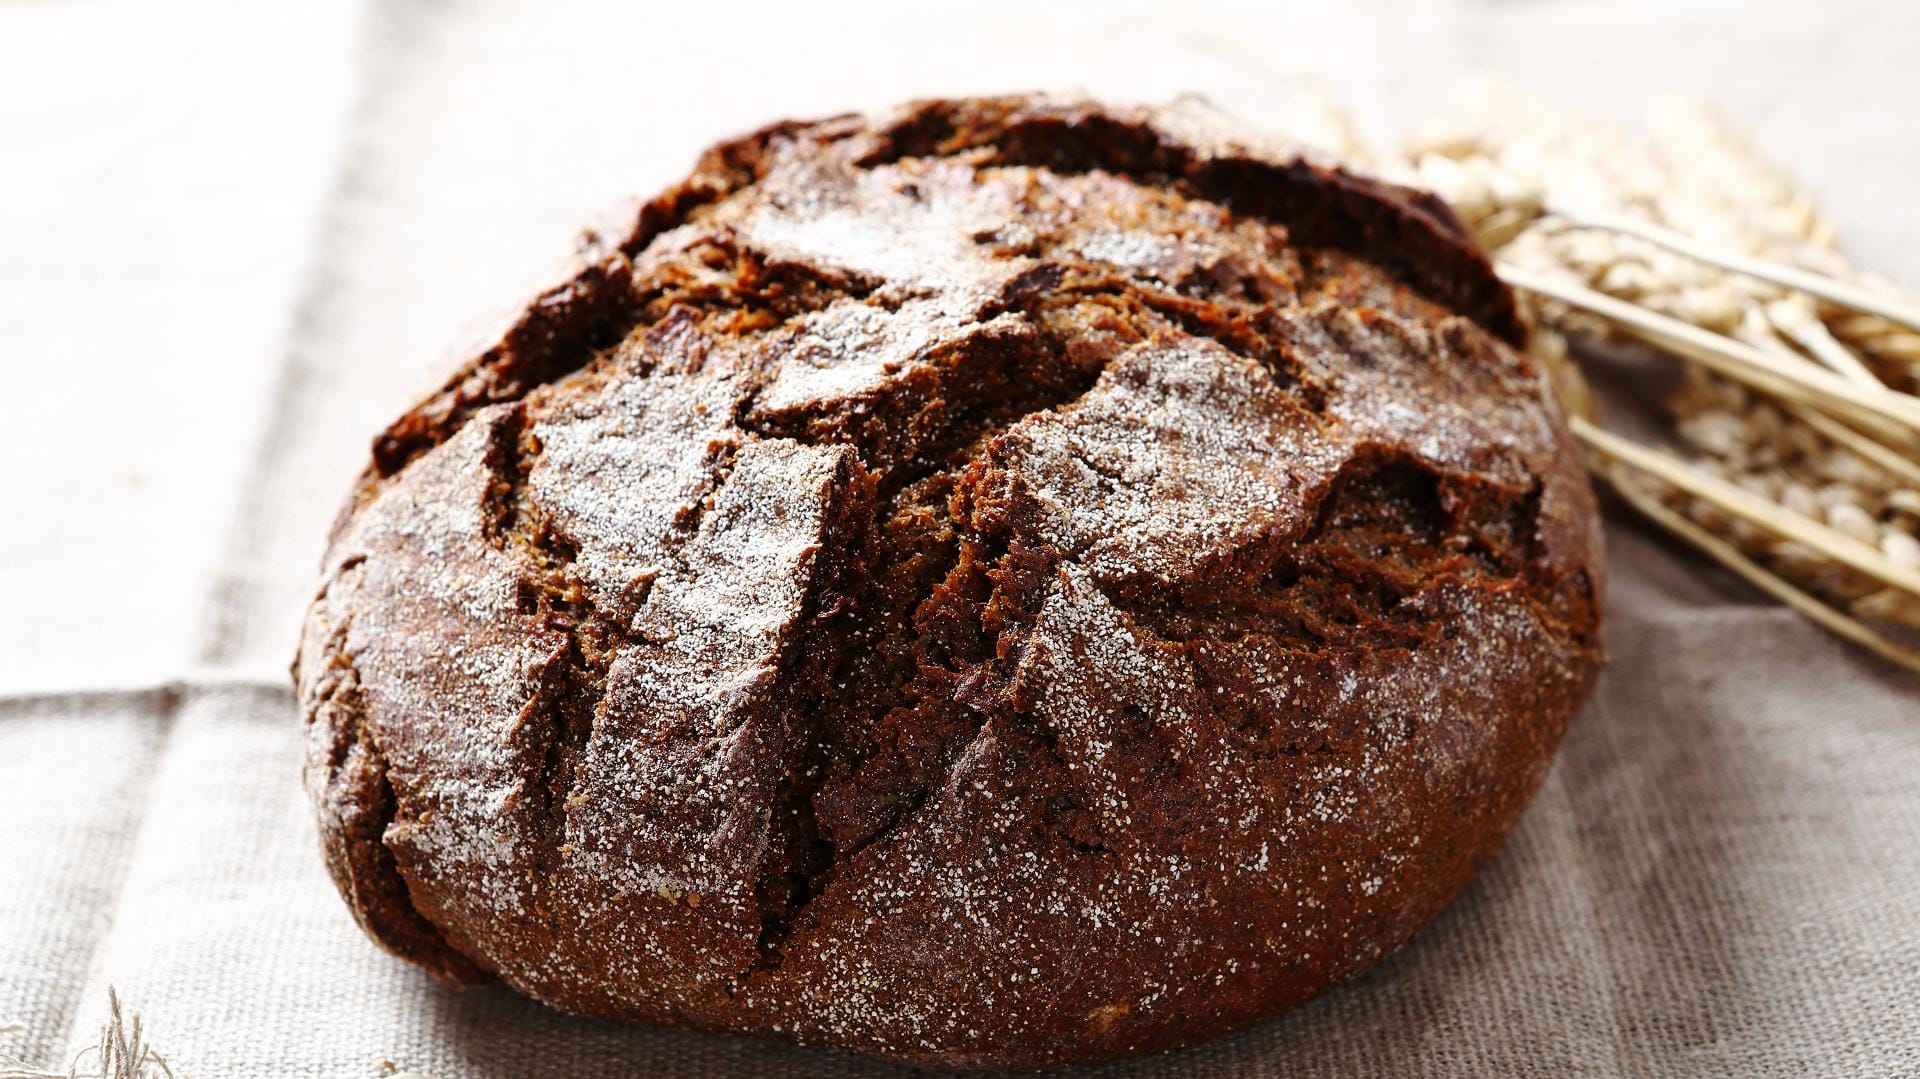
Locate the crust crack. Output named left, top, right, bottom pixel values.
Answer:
left=304, top=633, right=498, bottom=985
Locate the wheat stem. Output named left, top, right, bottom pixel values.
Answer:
left=1550, top=207, right=1920, bottom=333
left=1570, top=415, right=1920, bottom=599
left=1602, top=466, right=1920, bottom=674
left=1779, top=400, right=1920, bottom=488
left=1502, top=262, right=1920, bottom=436
left=1766, top=300, right=1886, bottom=388
left=1825, top=307, right=1920, bottom=376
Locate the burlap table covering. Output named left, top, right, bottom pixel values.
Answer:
left=5, top=2, right=1918, bottom=1075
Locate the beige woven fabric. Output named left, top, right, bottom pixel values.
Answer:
left=4, top=1, right=1919, bottom=1075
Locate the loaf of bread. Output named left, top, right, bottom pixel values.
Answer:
left=295, top=95, right=1603, bottom=1069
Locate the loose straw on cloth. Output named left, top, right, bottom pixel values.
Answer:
left=0, top=991, right=172, bottom=1079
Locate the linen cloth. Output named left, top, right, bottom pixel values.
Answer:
left=4, top=1, right=1919, bottom=1075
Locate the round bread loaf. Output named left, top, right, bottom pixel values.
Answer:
left=295, top=95, right=1604, bottom=1069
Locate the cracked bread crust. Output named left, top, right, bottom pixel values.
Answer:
left=293, top=94, right=1604, bottom=1069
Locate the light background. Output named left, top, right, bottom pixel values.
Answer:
left=3, top=2, right=1918, bottom=1076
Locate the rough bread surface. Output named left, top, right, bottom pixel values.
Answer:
left=295, top=95, right=1604, bottom=1069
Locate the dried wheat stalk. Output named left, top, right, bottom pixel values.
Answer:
left=0, top=990, right=173, bottom=1079
left=1602, top=463, right=1920, bottom=671
left=1381, top=77, right=1920, bottom=667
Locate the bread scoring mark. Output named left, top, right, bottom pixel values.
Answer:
left=476, top=406, right=621, bottom=877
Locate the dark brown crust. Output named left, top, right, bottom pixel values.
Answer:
left=293, top=94, right=1603, bottom=1069
left=299, top=599, right=494, bottom=985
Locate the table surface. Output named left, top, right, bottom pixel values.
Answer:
left=4, top=2, right=1918, bottom=1076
